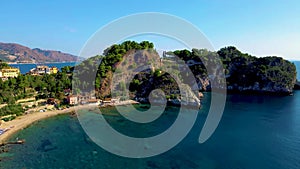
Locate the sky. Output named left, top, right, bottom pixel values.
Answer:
left=0, top=0, right=299, bottom=60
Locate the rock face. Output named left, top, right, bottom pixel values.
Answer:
left=0, top=42, right=80, bottom=63
left=112, top=50, right=201, bottom=107
left=179, top=84, right=201, bottom=107
left=295, top=81, right=300, bottom=90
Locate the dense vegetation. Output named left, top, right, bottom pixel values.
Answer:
left=72, top=41, right=155, bottom=98
left=0, top=66, right=73, bottom=117
left=218, top=47, right=296, bottom=92
left=100, top=41, right=154, bottom=78
left=0, top=104, right=24, bottom=118
left=0, top=68, right=73, bottom=104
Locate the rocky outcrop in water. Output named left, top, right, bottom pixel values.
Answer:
left=168, top=47, right=297, bottom=95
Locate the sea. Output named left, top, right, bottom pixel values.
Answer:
left=0, top=61, right=300, bottom=169
left=9, top=62, right=78, bottom=74
left=294, top=61, right=300, bottom=80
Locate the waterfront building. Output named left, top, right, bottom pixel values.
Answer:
left=28, top=66, right=58, bottom=75
left=67, top=95, right=78, bottom=105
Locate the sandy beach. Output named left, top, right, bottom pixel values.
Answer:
left=0, top=105, right=82, bottom=144
left=0, top=100, right=139, bottom=144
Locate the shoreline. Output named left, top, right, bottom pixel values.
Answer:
left=0, top=100, right=139, bottom=144
left=0, top=105, right=83, bottom=144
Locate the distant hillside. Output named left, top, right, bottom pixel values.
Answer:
left=0, top=42, right=80, bottom=63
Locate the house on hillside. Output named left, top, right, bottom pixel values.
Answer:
left=0, top=67, right=20, bottom=78
left=50, top=67, right=58, bottom=74
left=0, top=67, right=20, bottom=81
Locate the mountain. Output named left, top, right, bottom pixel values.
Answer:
left=0, top=42, right=80, bottom=63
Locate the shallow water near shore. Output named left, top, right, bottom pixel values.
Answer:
left=1, top=91, right=300, bottom=169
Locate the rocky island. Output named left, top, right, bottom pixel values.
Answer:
left=73, top=41, right=297, bottom=107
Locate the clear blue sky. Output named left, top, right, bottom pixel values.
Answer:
left=0, top=0, right=299, bottom=60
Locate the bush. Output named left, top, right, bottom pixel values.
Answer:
left=2, top=115, right=16, bottom=122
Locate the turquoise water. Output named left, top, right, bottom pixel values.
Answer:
left=9, top=62, right=77, bottom=74
left=1, top=91, right=300, bottom=169
left=293, top=61, right=300, bottom=80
